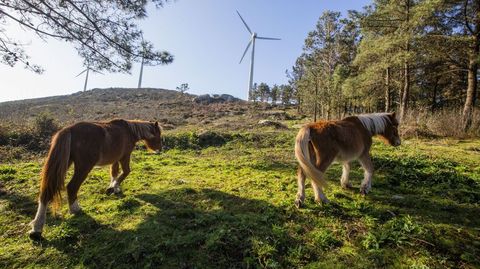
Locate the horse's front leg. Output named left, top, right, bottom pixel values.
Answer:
left=359, top=153, right=374, bottom=195
left=106, top=162, right=120, bottom=195
left=106, top=156, right=131, bottom=195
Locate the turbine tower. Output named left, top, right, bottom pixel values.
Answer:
left=76, top=65, right=103, bottom=92
left=237, top=10, right=280, bottom=98
left=138, top=53, right=145, bottom=88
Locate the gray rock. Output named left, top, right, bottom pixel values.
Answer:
left=258, top=120, right=288, bottom=129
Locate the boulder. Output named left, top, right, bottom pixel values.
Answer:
left=193, top=94, right=241, bottom=104
left=257, top=120, right=288, bottom=129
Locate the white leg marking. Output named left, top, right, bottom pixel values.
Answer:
left=30, top=202, right=47, bottom=233
left=109, top=180, right=121, bottom=194
left=312, top=181, right=329, bottom=204
left=341, top=162, right=352, bottom=189
left=360, top=171, right=373, bottom=194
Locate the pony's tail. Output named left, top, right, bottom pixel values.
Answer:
left=294, top=126, right=327, bottom=188
left=39, top=129, right=71, bottom=213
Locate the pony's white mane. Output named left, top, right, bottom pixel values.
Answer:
left=127, top=121, right=154, bottom=140
left=356, top=113, right=390, bottom=135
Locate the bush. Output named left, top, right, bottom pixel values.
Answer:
left=33, top=112, right=59, bottom=137
left=402, top=108, right=480, bottom=138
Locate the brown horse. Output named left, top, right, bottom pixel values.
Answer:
left=294, top=112, right=400, bottom=208
left=29, top=119, right=162, bottom=240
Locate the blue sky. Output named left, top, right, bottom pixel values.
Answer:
left=0, top=0, right=371, bottom=102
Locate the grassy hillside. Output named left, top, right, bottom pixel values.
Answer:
left=0, top=130, right=479, bottom=268
left=0, top=88, right=251, bottom=129
left=0, top=90, right=479, bottom=268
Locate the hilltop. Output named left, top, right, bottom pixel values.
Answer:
left=0, top=88, right=271, bottom=131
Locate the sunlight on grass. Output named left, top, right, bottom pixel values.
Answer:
left=0, top=135, right=479, bottom=268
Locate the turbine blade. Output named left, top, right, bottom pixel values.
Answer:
left=239, top=40, right=252, bottom=64
left=256, top=36, right=281, bottom=41
left=236, top=10, right=252, bottom=34
left=75, top=69, right=87, bottom=77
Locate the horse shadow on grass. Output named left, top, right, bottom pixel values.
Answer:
left=30, top=188, right=309, bottom=269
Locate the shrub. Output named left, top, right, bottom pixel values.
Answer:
left=402, top=108, right=480, bottom=138
left=33, top=112, right=59, bottom=137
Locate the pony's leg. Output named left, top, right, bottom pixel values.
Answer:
left=310, top=151, right=333, bottom=204
left=107, top=155, right=131, bottom=194
left=311, top=180, right=329, bottom=204
left=359, top=153, right=374, bottom=195
left=295, top=166, right=306, bottom=208
left=29, top=200, right=48, bottom=240
left=340, top=162, right=352, bottom=189
left=106, top=162, right=120, bottom=194
left=67, top=162, right=94, bottom=214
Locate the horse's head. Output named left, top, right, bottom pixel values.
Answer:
left=144, top=121, right=162, bottom=152
left=381, top=112, right=401, bottom=147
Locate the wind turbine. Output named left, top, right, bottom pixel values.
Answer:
left=75, top=65, right=103, bottom=92
left=237, top=10, right=280, bottom=98
left=138, top=52, right=145, bottom=88
left=138, top=38, right=147, bottom=89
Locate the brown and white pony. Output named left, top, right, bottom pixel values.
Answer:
left=29, top=119, right=162, bottom=240
left=294, top=112, right=400, bottom=208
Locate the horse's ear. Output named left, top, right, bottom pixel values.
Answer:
left=391, top=112, right=396, bottom=118
left=155, top=121, right=159, bottom=127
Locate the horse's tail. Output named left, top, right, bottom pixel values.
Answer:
left=294, top=126, right=327, bottom=187
left=39, top=129, right=71, bottom=212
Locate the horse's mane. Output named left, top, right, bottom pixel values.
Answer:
left=356, top=113, right=390, bottom=135
left=126, top=120, right=155, bottom=139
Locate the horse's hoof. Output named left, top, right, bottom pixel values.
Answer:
left=294, top=199, right=303, bottom=209
left=28, top=231, right=43, bottom=241
left=341, top=183, right=352, bottom=189
left=106, top=187, right=114, bottom=195
left=315, top=199, right=330, bottom=205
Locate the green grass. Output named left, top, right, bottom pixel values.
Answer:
left=0, top=133, right=479, bottom=268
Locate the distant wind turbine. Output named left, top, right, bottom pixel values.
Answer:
left=237, top=10, right=280, bottom=98
left=75, top=65, right=103, bottom=92
left=138, top=52, right=145, bottom=88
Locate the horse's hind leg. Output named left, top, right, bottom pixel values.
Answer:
left=311, top=180, right=329, bottom=204
left=67, top=162, right=94, bottom=214
left=359, top=153, right=374, bottom=195
left=106, top=162, right=120, bottom=195
left=340, top=162, right=352, bottom=189
left=295, top=166, right=306, bottom=208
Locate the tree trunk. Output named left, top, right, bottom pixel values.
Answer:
left=314, top=80, right=318, bottom=122
left=463, top=53, right=479, bottom=130
left=399, top=0, right=410, bottom=124
left=431, top=79, right=438, bottom=113
left=385, top=67, right=391, bottom=112
left=400, top=62, right=410, bottom=123
left=462, top=0, right=480, bottom=131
